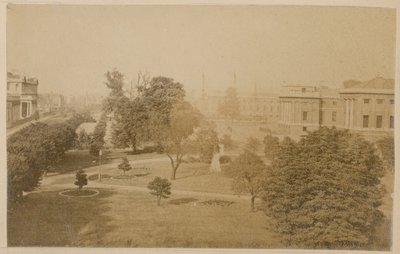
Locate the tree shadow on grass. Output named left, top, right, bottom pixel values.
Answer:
left=8, top=188, right=117, bottom=247
left=54, top=150, right=112, bottom=174
left=168, top=197, right=198, bottom=205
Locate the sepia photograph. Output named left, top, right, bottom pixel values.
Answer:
left=3, top=1, right=398, bottom=252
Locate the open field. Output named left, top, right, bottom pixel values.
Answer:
left=8, top=187, right=281, bottom=248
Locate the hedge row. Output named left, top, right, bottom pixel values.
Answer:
left=7, top=113, right=89, bottom=203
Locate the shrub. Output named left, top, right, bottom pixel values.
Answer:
left=148, top=177, right=172, bottom=206
left=219, top=155, right=232, bottom=164
left=118, top=157, right=132, bottom=175
left=74, top=169, right=88, bottom=190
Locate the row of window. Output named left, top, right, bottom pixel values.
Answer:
left=303, top=111, right=394, bottom=128
left=321, top=101, right=337, bottom=106
left=364, top=98, right=394, bottom=104
left=303, top=111, right=337, bottom=122
left=363, top=115, right=394, bottom=129
left=242, top=105, right=275, bottom=112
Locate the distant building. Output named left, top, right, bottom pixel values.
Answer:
left=6, top=72, right=39, bottom=128
left=195, top=88, right=279, bottom=122
left=278, top=77, right=394, bottom=138
left=38, top=93, right=65, bottom=114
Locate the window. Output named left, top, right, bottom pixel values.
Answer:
left=21, top=102, right=31, bottom=118
left=376, top=115, right=382, bottom=128
left=302, top=88, right=306, bottom=93
left=390, top=116, right=394, bottom=128
left=332, top=111, right=337, bottom=122
left=364, top=99, right=370, bottom=104
left=390, top=99, right=394, bottom=104
left=303, top=111, right=308, bottom=121
left=332, top=101, right=337, bottom=106
left=303, top=126, right=307, bottom=132
left=377, top=99, right=384, bottom=104
left=363, top=115, right=369, bottom=128
left=320, top=111, right=324, bottom=122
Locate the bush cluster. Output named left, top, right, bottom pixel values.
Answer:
left=7, top=113, right=89, bottom=203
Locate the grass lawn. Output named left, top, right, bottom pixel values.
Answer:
left=94, top=160, right=234, bottom=195
left=8, top=187, right=281, bottom=248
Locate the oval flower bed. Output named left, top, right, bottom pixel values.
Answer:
left=59, top=189, right=99, bottom=198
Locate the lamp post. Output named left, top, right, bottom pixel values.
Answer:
left=98, top=149, right=102, bottom=181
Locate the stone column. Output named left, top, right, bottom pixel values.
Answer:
left=349, top=99, right=354, bottom=128
left=344, top=99, right=349, bottom=127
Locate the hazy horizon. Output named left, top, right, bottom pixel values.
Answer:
left=7, top=5, right=396, bottom=97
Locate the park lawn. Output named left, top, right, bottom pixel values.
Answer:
left=8, top=188, right=115, bottom=247
left=97, top=160, right=235, bottom=195
left=8, top=187, right=281, bottom=248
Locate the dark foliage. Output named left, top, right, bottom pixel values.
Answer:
left=262, top=127, right=385, bottom=249
left=7, top=113, right=88, bottom=203
left=147, top=177, right=172, bottom=206
left=74, top=169, right=88, bottom=190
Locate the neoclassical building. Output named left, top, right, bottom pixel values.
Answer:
left=7, top=72, right=39, bottom=128
left=278, top=77, right=394, bottom=138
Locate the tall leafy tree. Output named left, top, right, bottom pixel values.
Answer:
left=227, top=150, right=267, bottom=211
left=262, top=127, right=385, bottom=249
left=218, top=86, right=240, bottom=121
left=102, top=69, right=126, bottom=113
left=111, top=96, right=149, bottom=152
left=161, top=102, right=203, bottom=180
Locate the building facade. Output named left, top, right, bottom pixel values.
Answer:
left=278, top=77, right=394, bottom=138
left=38, top=93, right=65, bottom=114
left=195, top=90, right=279, bottom=122
left=7, top=72, right=39, bottom=128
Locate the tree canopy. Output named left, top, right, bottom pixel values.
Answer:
left=227, top=150, right=267, bottom=211
left=262, top=127, right=385, bottom=249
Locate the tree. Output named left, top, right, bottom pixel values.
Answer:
left=161, top=102, right=203, bottom=180
left=74, top=169, right=88, bottom=190
left=376, top=136, right=394, bottom=172
left=244, top=136, right=261, bottom=152
left=194, top=124, right=219, bottom=163
left=77, top=128, right=91, bottom=150
left=218, top=86, right=240, bottom=121
left=263, top=134, right=280, bottom=160
left=118, top=157, right=132, bottom=175
left=89, top=113, right=108, bottom=156
left=102, top=69, right=126, bottom=113
left=7, top=113, right=88, bottom=204
left=262, top=127, right=385, bottom=248
left=147, top=177, right=172, bottom=206
left=227, top=150, right=267, bottom=212
left=111, top=96, right=149, bottom=152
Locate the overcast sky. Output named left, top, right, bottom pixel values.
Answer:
left=7, top=5, right=396, bottom=96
